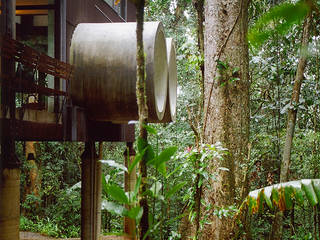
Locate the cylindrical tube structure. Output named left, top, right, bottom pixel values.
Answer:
left=70, top=22, right=168, bottom=123
left=160, top=38, right=177, bottom=122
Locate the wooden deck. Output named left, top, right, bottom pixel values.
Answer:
left=20, top=232, right=132, bottom=240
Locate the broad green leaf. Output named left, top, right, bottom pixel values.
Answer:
left=134, top=175, right=141, bottom=197
left=128, top=206, right=143, bottom=220
left=145, top=145, right=155, bottom=162
left=107, top=184, right=129, bottom=204
left=284, top=186, right=294, bottom=210
left=148, top=146, right=177, bottom=176
left=157, top=163, right=167, bottom=177
left=142, top=124, right=157, bottom=135
left=257, top=190, right=265, bottom=213
left=150, top=181, right=162, bottom=198
left=313, top=179, right=320, bottom=202
left=148, top=146, right=177, bottom=166
left=157, top=146, right=178, bottom=165
left=137, top=137, right=148, bottom=153
left=102, top=173, right=108, bottom=196
left=101, top=200, right=128, bottom=216
left=166, top=182, right=186, bottom=199
left=128, top=148, right=147, bottom=173
left=301, top=179, right=318, bottom=206
left=245, top=179, right=320, bottom=215
left=263, top=186, right=273, bottom=209
left=294, top=186, right=305, bottom=205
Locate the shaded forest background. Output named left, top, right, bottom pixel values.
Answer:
left=18, top=0, right=320, bottom=239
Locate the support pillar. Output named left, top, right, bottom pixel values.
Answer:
left=124, top=142, right=137, bottom=239
left=0, top=1, right=21, bottom=240
left=96, top=142, right=103, bottom=239
left=0, top=168, right=20, bottom=240
left=81, top=141, right=102, bottom=240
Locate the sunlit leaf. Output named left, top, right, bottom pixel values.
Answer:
left=107, top=184, right=129, bottom=204
left=101, top=200, right=128, bottom=216
left=150, top=181, right=162, bottom=198
left=301, top=179, right=318, bottom=206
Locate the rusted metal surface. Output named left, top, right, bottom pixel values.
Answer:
left=70, top=22, right=168, bottom=122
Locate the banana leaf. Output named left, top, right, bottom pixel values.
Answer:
left=245, top=179, right=320, bottom=214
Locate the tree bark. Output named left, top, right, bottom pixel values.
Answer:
left=202, top=0, right=249, bottom=239
left=193, top=0, right=205, bottom=107
left=23, top=141, right=41, bottom=214
left=135, top=1, right=149, bottom=239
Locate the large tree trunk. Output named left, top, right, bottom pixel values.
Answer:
left=23, top=141, right=41, bottom=214
left=202, top=0, right=249, bottom=239
left=271, top=13, right=312, bottom=240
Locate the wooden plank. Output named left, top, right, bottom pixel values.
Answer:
left=1, top=119, right=63, bottom=141
left=1, top=36, right=73, bottom=80
left=1, top=74, right=68, bottom=96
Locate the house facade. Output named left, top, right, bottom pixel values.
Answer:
left=0, top=1, right=137, bottom=239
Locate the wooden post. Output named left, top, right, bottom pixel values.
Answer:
left=81, top=141, right=102, bottom=240
left=96, top=142, right=103, bottom=240
left=124, top=142, right=137, bottom=239
left=0, top=1, right=21, bottom=240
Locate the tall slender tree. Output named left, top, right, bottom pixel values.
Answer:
left=135, top=0, right=149, bottom=239
left=202, top=0, right=250, bottom=239
left=271, top=10, right=313, bottom=240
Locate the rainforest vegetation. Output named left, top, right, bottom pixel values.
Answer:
left=18, top=0, right=320, bottom=239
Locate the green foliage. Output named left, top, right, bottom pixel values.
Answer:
left=105, top=184, right=129, bottom=204
left=19, top=142, right=82, bottom=238
left=248, top=0, right=310, bottom=49
left=147, top=146, right=178, bottom=177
